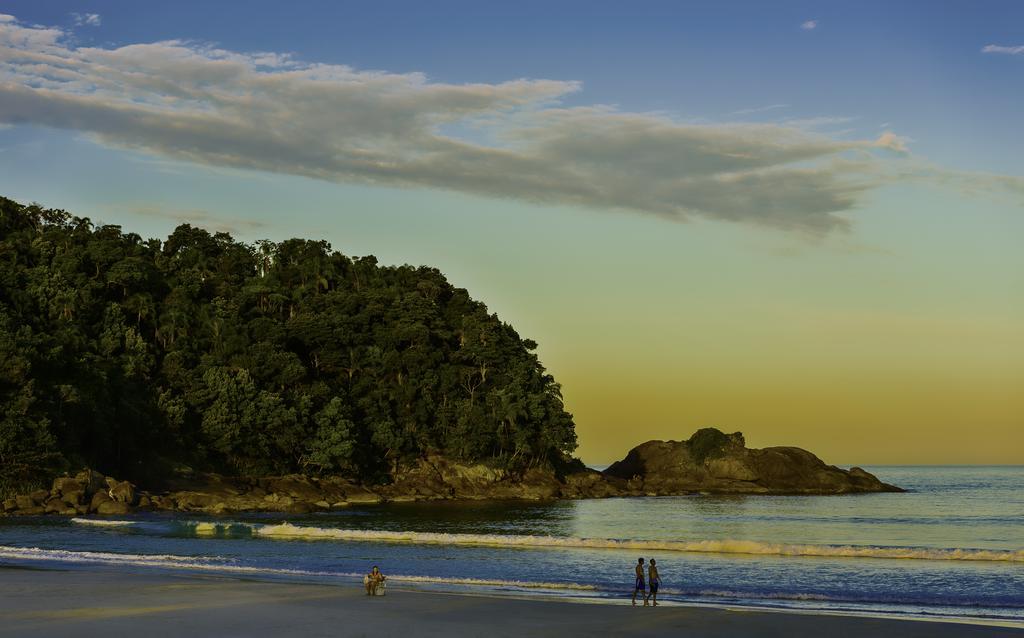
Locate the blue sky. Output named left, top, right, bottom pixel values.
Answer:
left=0, top=1, right=1022, bottom=462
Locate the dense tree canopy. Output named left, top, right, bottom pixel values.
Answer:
left=0, top=196, right=576, bottom=492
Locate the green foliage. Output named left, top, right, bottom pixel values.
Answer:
left=686, top=428, right=732, bottom=464
left=0, top=196, right=577, bottom=488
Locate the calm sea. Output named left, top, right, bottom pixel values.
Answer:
left=2, top=466, right=1022, bottom=624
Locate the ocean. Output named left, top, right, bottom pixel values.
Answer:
left=1, top=466, right=1022, bottom=624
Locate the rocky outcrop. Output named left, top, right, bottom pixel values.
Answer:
left=0, top=430, right=902, bottom=517
left=604, top=428, right=902, bottom=494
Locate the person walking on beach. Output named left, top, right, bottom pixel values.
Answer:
left=648, top=559, right=660, bottom=606
left=632, top=557, right=648, bottom=606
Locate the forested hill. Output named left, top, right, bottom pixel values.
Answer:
left=0, top=196, right=576, bottom=493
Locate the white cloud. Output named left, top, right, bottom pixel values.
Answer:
left=801, top=20, right=818, bottom=30
left=873, top=132, right=909, bottom=154
left=0, top=14, right=1011, bottom=235
left=729, top=103, right=789, bottom=116
left=982, top=44, right=1024, bottom=55
left=71, top=13, right=101, bottom=27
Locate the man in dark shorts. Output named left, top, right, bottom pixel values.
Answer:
left=648, top=558, right=660, bottom=606
left=632, top=557, right=648, bottom=606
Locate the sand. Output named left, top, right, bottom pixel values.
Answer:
left=0, top=566, right=1020, bottom=637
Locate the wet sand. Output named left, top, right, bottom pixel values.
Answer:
left=0, top=566, right=1021, bottom=637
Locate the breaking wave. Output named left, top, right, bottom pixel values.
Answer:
left=69, top=518, right=1024, bottom=563
left=253, top=524, right=1024, bottom=562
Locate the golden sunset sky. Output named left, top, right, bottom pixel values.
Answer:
left=2, top=5, right=1021, bottom=464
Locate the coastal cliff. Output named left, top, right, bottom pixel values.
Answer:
left=1, top=429, right=901, bottom=516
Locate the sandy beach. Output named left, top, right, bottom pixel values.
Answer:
left=1, top=566, right=1020, bottom=638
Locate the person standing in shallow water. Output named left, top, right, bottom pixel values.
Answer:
left=632, top=557, right=647, bottom=606
left=648, top=558, right=660, bottom=606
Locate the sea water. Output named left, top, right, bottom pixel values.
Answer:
left=1, top=466, right=1022, bottom=624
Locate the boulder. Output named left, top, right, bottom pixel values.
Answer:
left=604, top=428, right=902, bottom=495
left=107, top=479, right=137, bottom=505
left=60, top=489, right=86, bottom=506
left=44, top=497, right=77, bottom=515
left=344, top=489, right=382, bottom=505
left=29, top=489, right=50, bottom=504
left=96, top=500, right=132, bottom=515
left=74, top=469, right=107, bottom=497
left=2, top=498, right=16, bottom=512
left=53, top=476, right=85, bottom=495
left=89, top=491, right=113, bottom=512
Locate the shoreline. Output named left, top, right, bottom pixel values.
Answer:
left=1, top=565, right=1021, bottom=637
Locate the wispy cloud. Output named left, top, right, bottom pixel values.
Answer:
left=982, top=44, right=1024, bottom=55
left=801, top=20, right=818, bottom=31
left=70, top=13, right=101, bottom=27
left=0, top=14, right=1013, bottom=235
left=729, top=103, right=789, bottom=117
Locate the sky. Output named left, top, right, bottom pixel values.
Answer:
left=1, top=1, right=1021, bottom=464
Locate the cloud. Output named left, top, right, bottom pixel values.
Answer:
left=71, top=13, right=101, bottom=27
left=0, top=14, right=1007, bottom=235
left=873, top=132, right=909, bottom=154
left=982, top=44, right=1024, bottom=55
left=801, top=20, right=818, bottom=30
left=729, top=103, right=789, bottom=116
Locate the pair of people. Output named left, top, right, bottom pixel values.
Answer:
left=631, top=557, right=660, bottom=606
left=363, top=565, right=386, bottom=596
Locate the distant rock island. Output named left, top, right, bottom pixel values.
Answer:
left=2, top=428, right=901, bottom=517
left=603, top=428, right=902, bottom=495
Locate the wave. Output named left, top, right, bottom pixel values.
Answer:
left=0, top=545, right=593, bottom=592
left=253, top=523, right=1024, bottom=563
left=68, top=518, right=1024, bottom=563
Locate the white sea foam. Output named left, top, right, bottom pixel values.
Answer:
left=252, top=522, right=1024, bottom=563
left=70, top=517, right=138, bottom=527
left=68, top=518, right=1024, bottom=563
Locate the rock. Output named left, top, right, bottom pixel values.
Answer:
left=604, top=428, right=902, bottom=495
left=44, top=497, right=67, bottom=514
left=29, top=489, right=50, bottom=504
left=285, top=502, right=314, bottom=514
left=261, top=476, right=323, bottom=503
left=90, top=491, right=113, bottom=512
left=2, top=498, right=16, bottom=512
left=62, top=489, right=87, bottom=506
left=16, top=505, right=45, bottom=515
left=107, top=479, right=137, bottom=505
left=172, top=491, right=221, bottom=511
left=137, top=495, right=152, bottom=509
left=74, top=469, right=107, bottom=497
left=343, top=489, right=382, bottom=505
left=53, top=476, right=85, bottom=495
left=16, top=495, right=35, bottom=510
left=96, top=500, right=132, bottom=515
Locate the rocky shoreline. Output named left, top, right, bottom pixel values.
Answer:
left=1, top=429, right=902, bottom=517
